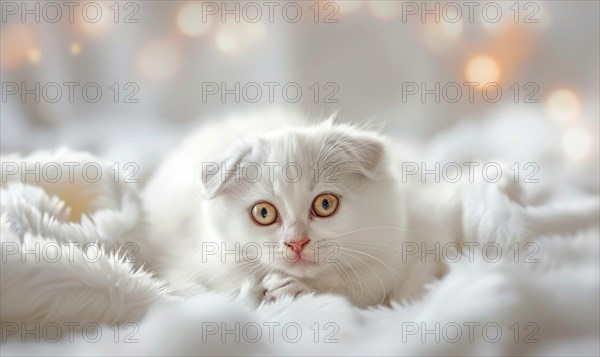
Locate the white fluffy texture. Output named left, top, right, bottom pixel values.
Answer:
left=0, top=150, right=169, bottom=326
left=1, top=111, right=599, bottom=355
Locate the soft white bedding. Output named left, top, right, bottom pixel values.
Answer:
left=1, top=110, right=598, bottom=356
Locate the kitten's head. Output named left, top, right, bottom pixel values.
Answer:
left=201, top=119, right=404, bottom=280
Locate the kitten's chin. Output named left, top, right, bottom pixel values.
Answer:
left=277, top=259, right=322, bottom=279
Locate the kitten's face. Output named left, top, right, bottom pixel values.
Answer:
left=202, top=122, right=404, bottom=280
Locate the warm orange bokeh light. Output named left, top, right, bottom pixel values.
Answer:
left=465, top=55, right=501, bottom=84
left=1, top=24, right=36, bottom=70
left=70, top=42, right=82, bottom=56
left=546, top=89, right=581, bottom=123
left=27, top=47, right=41, bottom=65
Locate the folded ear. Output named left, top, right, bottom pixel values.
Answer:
left=201, top=141, right=252, bottom=199
left=320, top=129, right=386, bottom=180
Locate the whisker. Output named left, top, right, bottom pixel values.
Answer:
left=336, top=241, right=406, bottom=255
left=319, top=226, right=421, bottom=243
left=339, top=251, right=387, bottom=305
left=337, top=255, right=367, bottom=302
left=338, top=246, right=399, bottom=282
left=346, top=253, right=387, bottom=305
left=330, top=257, right=356, bottom=293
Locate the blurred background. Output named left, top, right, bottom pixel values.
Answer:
left=1, top=0, right=598, bottom=192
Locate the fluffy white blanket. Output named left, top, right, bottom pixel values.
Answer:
left=1, top=111, right=599, bottom=356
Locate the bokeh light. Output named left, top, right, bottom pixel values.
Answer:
left=368, top=0, right=400, bottom=20
left=27, top=48, right=41, bottom=65
left=138, top=39, right=182, bottom=81
left=214, top=22, right=266, bottom=54
left=336, top=0, right=363, bottom=15
left=465, top=55, right=501, bottom=84
left=0, top=24, right=36, bottom=70
left=562, top=126, right=593, bottom=161
left=422, top=20, right=464, bottom=52
left=177, top=2, right=212, bottom=37
left=215, top=32, right=238, bottom=53
left=75, top=2, right=114, bottom=38
left=70, top=43, right=82, bottom=56
left=480, top=11, right=514, bottom=36
left=482, top=2, right=553, bottom=35
left=546, top=89, right=581, bottom=123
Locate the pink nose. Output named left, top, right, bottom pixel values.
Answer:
left=285, top=238, right=310, bottom=255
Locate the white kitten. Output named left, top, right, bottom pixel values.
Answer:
left=143, top=110, right=452, bottom=307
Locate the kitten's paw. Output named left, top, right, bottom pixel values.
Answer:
left=262, top=272, right=314, bottom=303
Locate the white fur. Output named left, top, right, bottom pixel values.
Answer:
left=0, top=150, right=169, bottom=326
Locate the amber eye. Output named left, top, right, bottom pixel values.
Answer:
left=250, top=202, right=278, bottom=226
left=312, top=193, right=339, bottom=218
